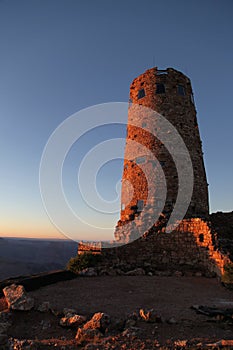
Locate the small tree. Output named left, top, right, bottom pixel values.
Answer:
left=66, top=252, right=102, bottom=274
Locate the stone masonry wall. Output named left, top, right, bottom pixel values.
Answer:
left=119, top=67, right=209, bottom=226
left=102, top=218, right=231, bottom=277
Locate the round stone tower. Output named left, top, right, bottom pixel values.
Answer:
left=117, top=67, right=209, bottom=234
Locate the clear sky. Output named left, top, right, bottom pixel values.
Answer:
left=0, top=0, right=232, bottom=240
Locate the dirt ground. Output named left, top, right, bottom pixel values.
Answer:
left=3, top=276, right=233, bottom=348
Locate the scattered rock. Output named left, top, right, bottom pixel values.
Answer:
left=83, top=312, right=110, bottom=333
left=125, top=268, right=145, bottom=276
left=63, top=308, right=77, bottom=317
left=173, top=271, right=183, bottom=277
left=50, top=308, right=63, bottom=317
left=147, top=272, right=153, bottom=276
left=75, top=328, right=102, bottom=344
left=191, top=305, right=233, bottom=322
left=79, top=268, right=97, bottom=277
left=105, top=268, right=117, bottom=276
left=127, top=311, right=138, bottom=321
left=9, top=338, right=37, bottom=350
left=37, top=301, right=51, bottom=312
left=206, top=339, right=233, bottom=347
left=125, top=318, right=137, bottom=328
left=60, top=314, right=87, bottom=327
left=139, top=309, right=162, bottom=323
left=174, top=339, right=188, bottom=347
left=194, top=272, right=202, bottom=277
left=122, top=327, right=141, bottom=337
left=3, top=284, right=34, bottom=311
left=40, top=319, right=51, bottom=330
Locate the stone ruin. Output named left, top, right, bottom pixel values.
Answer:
left=78, top=67, right=232, bottom=278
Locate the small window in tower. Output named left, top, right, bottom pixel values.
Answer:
left=138, top=89, right=145, bottom=99
left=136, top=156, right=146, bottom=164
left=159, top=161, right=166, bottom=167
left=199, top=234, right=204, bottom=243
left=177, top=84, right=186, bottom=96
left=142, top=122, right=147, bottom=128
left=124, top=164, right=128, bottom=169
left=155, top=83, right=165, bottom=94
left=136, top=200, right=144, bottom=212
left=121, top=203, right=125, bottom=210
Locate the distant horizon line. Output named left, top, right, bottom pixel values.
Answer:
left=0, top=236, right=74, bottom=241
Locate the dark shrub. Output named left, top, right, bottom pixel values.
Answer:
left=66, top=253, right=102, bottom=274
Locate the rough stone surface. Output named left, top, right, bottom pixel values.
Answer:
left=60, top=314, right=87, bottom=327
left=79, top=268, right=97, bottom=277
left=83, top=312, right=110, bottom=333
left=139, top=308, right=162, bottom=323
left=125, top=268, right=145, bottom=276
left=37, top=301, right=51, bottom=313
left=3, top=284, right=34, bottom=311
left=75, top=328, right=102, bottom=344
left=119, top=67, right=209, bottom=225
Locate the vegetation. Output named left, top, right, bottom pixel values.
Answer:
left=222, top=262, right=233, bottom=286
left=66, top=252, right=102, bottom=274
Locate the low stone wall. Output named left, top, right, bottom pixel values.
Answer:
left=0, top=270, right=77, bottom=297
left=79, top=218, right=231, bottom=278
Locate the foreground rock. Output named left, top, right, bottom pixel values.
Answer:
left=75, top=328, right=103, bottom=345
left=60, top=314, right=86, bottom=327
left=37, top=301, right=51, bottom=312
left=139, top=308, right=162, bottom=323
left=191, top=305, right=233, bottom=322
left=3, top=284, right=34, bottom=311
left=125, top=268, right=145, bottom=276
left=83, top=312, right=110, bottom=332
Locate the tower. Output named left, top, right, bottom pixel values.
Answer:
left=78, top=67, right=230, bottom=278
left=116, top=67, right=209, bottom=241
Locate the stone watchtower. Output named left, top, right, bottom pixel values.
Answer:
left=79, top=67, right=230, bottom=277
left=116, top=67, right=209, bottom=235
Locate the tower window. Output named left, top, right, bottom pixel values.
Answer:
left=177, top=85, right=185, bottom=96
left=199, top=234, right=204, bottom=243
left=138, top=89, right=145, bottom=99
left=159, top=161, right=166, bottom=167
left=142, top=122, right=147, bottom=128
left=121, top=203, right=125, bottom=210
left=136, top=156, right=146, bottom=164
left=136, top=200, right=144, bottom=212
left=155, top=83, right=165, bottom=94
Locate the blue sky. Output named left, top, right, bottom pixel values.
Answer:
left=0, top=0, right=232, bottom=239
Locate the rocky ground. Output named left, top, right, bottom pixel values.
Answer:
left=0, top=275, right=233, bottom=349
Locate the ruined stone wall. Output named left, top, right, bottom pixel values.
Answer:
left=119, top=67, right=209, bottom=225
left=103, top=219, right=231, bottom=277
